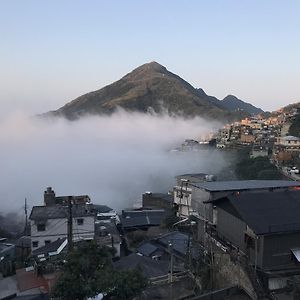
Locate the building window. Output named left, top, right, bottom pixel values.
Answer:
left=77, top=218, right=84, bottom=225
left=32, top=241, right=39, bottom=248
left=45, top=240, right=51, bottom=245
left=37, top=224, right=46, bottom=231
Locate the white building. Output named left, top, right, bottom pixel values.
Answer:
left=276, top=135, right=300, bottom=149
left=173, top=173, right=214, bottom=219
left=29, top=204, right=95, bottom=250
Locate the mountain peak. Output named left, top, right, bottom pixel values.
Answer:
left=46, top=62, right=252, bottom=121
left=139, top=61, right=166, bottom=72
left=223, top=94, right=238, bottom=101
left=222, top=94, right=263, bottom=115
left=123, top=61, right=167, bottom=81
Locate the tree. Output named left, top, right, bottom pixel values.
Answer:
left=289, top=114, right=300, bottom=138
left=108, top=269, right=148, bottom=299
left=51, top=241, right=147, bottom=300
left=51, top=242, right=113, bottom=300
left=235, top=156, right=281, bottom=180
left=257, top=169, right=282, bottom=180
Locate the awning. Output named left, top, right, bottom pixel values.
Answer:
left=291, top=248, right=300, bottom=262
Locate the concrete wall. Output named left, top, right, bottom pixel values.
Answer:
left=216, top=207, right=246, bottom=251
left=216, top=207, right=264, bottom=269
left=214, top=253, right=257, bottom=300
left=191, top=189, right=210, bottom=219
left=31, top=216, right=95, bottom=249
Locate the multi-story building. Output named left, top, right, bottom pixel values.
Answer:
left=210, top=191, right=300, bottom=292
left=29, top=188, right=95, bottom=250
left=275, top=135, right=300, bottom=150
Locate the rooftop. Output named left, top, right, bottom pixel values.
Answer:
left=30, top=204, right=94, bottom=220
left=156, top=231, right=188, bottom=256
left=143, top=193, right=173, bottom=203
left=92, top=204, right=113, bottom=213
left=193, top=180, right=300, bottom=192
left=137, top=242, right=159, bottom=257
left=32, top=238, right=67, bottom=258
left=215, top=191, right=300, bottom=235
left=0, top=242, right=15, bottom=253
left=281, top=135, right=300, bottom=141
left=113, top=253, right=169, bottom=278
left=121, top=209, right=166, bottom=229
left=176, top=173, right=210, bottom=183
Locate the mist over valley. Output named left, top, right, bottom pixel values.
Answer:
left=0, top=110, right=229, bottom=214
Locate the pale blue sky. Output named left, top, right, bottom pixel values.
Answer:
left=1, top=0, right=300, bottom=115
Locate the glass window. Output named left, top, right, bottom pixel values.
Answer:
left=32, top=241, right=39, bottom=248
left=77, top=218, right=84, bottom=225
left=37, top=224, right=46, bottom=231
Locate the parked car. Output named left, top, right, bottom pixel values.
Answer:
left=290, top=167, right=300, bottom=174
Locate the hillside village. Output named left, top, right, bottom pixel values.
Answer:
left=215, top=104, right=300, bottom=180
left=1, top=106, right=300, bottom=300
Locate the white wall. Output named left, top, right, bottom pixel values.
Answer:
left=173, top=185, right=192, bottom=218
left=31, top=216, right=95, bottom=250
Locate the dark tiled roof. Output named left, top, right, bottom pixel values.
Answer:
left=176, top=173, right=208, bottom=178
left=217, top=191, right=300, bottom=235
left=157, top=231, right=188, bottom=256
left=193, top=180, right=300, bottom=192
left=32, top=238, right=67, bottom=257
left=156, top=231, right=200, bottom=260
left=176, top=173, right=209, bottom=183
left=145, top=193, right=173, bottom=203
left=92, top=204, right=113, bottom=213
left=137, top=243, right=158, bottom=257
left=113, top=253, right=169, bottom=278
left=29, top=204, right=94, bottom=220
left=121, top=210, right=165, bottom=228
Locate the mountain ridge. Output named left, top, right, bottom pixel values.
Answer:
left=44, top=62, right=262, bottom=121
left=221, top=94, right=264, bottom=115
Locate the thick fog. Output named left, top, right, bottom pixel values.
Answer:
left=0, top=110, right=228, bottom=213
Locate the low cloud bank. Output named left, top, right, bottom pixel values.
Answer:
left=0, top=110, right=227, bottom=212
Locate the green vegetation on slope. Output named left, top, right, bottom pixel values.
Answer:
left=235, top=152, right=282, bottom=180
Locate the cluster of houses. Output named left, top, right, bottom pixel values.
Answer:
left=216, top=106, right=300, bottom=167
left=174, top=173, right=300, bottom=298
left=1, top=175, right=300, bottom=299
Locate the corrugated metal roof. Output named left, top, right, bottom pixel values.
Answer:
left=192, top=180, right=300, bottom=192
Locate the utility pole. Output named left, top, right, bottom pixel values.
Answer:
left=169, top=242, right=174, bottom=283
left=24, top=198, right=28, bottom=235
left=67, top=196, right=73, bottom=252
